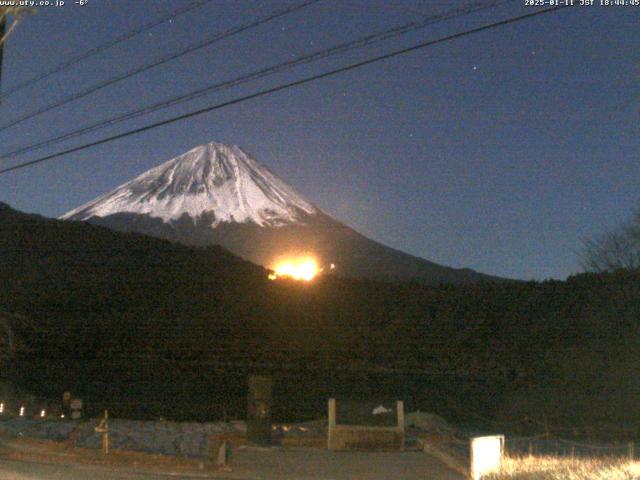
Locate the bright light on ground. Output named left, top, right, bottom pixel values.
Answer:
left=471, top=435, right=503, bottom=479
left=269, top=257, right=322, bottom=281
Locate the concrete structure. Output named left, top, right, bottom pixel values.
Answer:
left=327, top=398, right=405, bottom=451
left=247, top=375, right=273, bottom=445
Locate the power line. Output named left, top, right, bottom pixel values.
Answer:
left=0, top=0, right=513, bottom=161
left=0, top=5, right=570, bottom=177
left=0, top=0, right=215, bottom=100
left=0, top=0, right=323, bottom=132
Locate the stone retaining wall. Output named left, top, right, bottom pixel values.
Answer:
left=0, top=417, right=246, bottom=457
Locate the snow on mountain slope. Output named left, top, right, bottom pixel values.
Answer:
left=62, top=142, right=318, bottom=227
left=61, top=140, right=504, bottom=285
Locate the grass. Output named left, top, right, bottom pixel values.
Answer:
left=487, top=455, right=640, bottom=480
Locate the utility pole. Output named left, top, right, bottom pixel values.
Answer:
left=0, top=7, right=34, bottom=100
left=0, top=11, right=6, bottom=96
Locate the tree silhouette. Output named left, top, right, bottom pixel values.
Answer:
left=583, top=204, right=640, bottom=272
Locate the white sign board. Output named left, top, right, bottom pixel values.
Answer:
left=470, top=435, right=503, bottom=480
left=70, top=398, right=83, bottom=410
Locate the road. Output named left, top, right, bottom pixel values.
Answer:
left=0, top=447, right=465, bottom=480
left=0, top=457, right=213, bottom=480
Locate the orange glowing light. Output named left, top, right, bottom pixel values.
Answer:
left=269, top=257, right=321, bottom=281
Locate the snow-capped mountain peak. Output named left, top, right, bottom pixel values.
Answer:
left=62, top=142, right=318, bottom=227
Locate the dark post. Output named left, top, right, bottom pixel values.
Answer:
left=62, top=391, right=71, bottom=418
left=247, top=375, right=273, bottom=445
left=0, top=12, right=6, bottom=96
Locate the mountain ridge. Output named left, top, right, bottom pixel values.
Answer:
left=62, top=141, right=503, bottom=285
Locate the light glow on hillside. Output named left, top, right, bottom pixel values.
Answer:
left=269, top=256, right=322, bottom=281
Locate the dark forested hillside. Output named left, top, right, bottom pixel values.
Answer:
left=2, top=203, right=640, bottom=438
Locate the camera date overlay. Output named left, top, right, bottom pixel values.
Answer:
left=525, top=0, right=639, bottom=5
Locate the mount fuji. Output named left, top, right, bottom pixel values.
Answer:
left=62, top=141, right=498, bottom=285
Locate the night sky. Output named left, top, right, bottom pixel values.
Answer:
left=0, top=0, right=638, bottom=280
